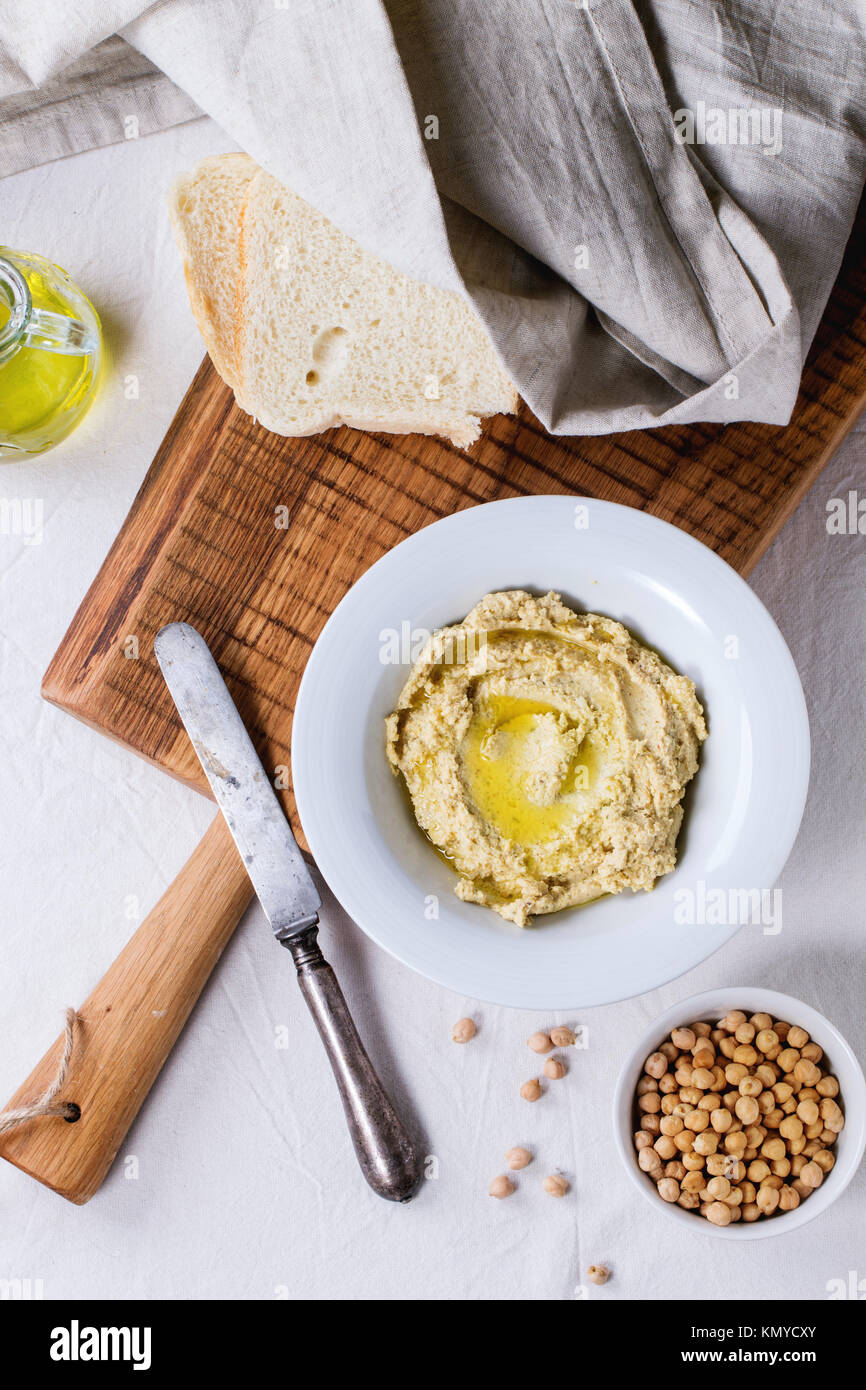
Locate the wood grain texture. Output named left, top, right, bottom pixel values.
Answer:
left=41, top=203, right=866, bottom=848
left=0, top=816, right=252, bottom=1203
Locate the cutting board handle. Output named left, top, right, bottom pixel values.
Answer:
left=0, top=815, right=252, bottom=1204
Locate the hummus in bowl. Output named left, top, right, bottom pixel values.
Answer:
left=385, top=590, right=707, bottom=926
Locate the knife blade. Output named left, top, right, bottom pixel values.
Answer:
left=153, top=621, right=320, bottom=940
left=153, top=622, right=421, bottom=1203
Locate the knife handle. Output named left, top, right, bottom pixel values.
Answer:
left=284, top=927, right=422, bottom=1203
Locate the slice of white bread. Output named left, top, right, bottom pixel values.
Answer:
left=168, top=153, right=257, bottom=393
left=235, top=168, right=517, bottom=448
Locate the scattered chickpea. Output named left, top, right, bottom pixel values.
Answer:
left=543, top=1174, right=569, bottom=1197
left=544, top=1056, right=567, bottom=1080
left=550, top=1026, right=577, bottom=1048
left=520, top=1078, right=543, bottom=1102
left=489, top=1175, right=515, bottom=1199
left=452, top=1017, right=476, bottom=1043
left=587, top=1265, right=610, bottom=1286
left=527, top=1031, right=553, bottom=1054
left=505, top=1146, right=532, bottom=1170
left=632, top=1010, right=844, bottom=1226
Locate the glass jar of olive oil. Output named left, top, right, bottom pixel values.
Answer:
left=0, top=248, right=103, bottom=458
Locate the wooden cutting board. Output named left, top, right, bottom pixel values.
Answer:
left=43, top=208, right=866, bottom=848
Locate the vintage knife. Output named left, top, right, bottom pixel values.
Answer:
left=154, top=621, right=421, bottom=1202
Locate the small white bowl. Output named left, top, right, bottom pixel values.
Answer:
left=613, top=987, right=866, bottom=1239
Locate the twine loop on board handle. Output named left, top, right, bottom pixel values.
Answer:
left=0, top=1009, right=80, bottom=1136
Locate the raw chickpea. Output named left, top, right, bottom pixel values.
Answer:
left=638, top=1148, right=663, bottom=1175
left=675, top=1065, right=693, bottom=1086
left=816, top=1075, right=839, bottom=1098
left=799, top=1161, right=824, bottom=1189
left=738, top=1075, right=762, bottom=1098
left=779, top=1115, right=803, bottom=1141
left=678, top=1190, right=700, bottom=1210
left=735, top=1022, right=756, bottom=1045
left=506, top=1146, right=532, bottom=1170
left=679, top=1086, right=701, bottom=1106
left=719, top=1037, right=737, bottom=1060
left=682, top=1170, right=705, bottom=1193
left=711, top=1108, right=733, bottom=1134
left=692, top=1067, right=714, bottom=1090
left=774, top=1020, right=790, bottom=1040
left=756, top=1185, right=780, bottom=1215
left=763, top=1108, right=783, bottom=1129
left=740, top=1180, right=756, bottom=1203
left=550, top=1026, right=577, bottom=1048
left=804, top=1120, right=823, bottom=1140
left=637, top=1075, right=658, bottom=1096
left=693, top=1131, right=718, bottom=1157
left=771, top=1157, right=791, bottom=1178
left=790, top=1152, right=807, bottom=1175
left=722, top=1010, right=747, bottom=1031
left=755, top=1029, right=779, bottom=1054
left=788, top=1135, right=806, bottom=1156
left=820, top=1128, right=837, bottom=1145
left=674, top=1131, right=695, bottom=1154
left=725, top=1062, right=748, bottom=1086
left=773, top=1082, right=794, bottom=1103
left=744, top=1124, right=765, bottom=1147
left=726, top=1159, right=746, bottom=1182
left=660, top=1115, right=684, bottom=1137
left=706, top=1175, right=730, bottom=1199
left=587, top=1265, right=609, bottom=1285
left=723, top=1186, right=743, bottom=1207
left=751, top=1013, right=773, bottom=1031
left=657, top=1177, right=680, bottom=1203
left=757, top=1092, right=775, bottom=1116
left=452, top=1017, right=476, bottom=1043
left=705, top=1153, right=728, bottom=1177
left=544, top=1056, right=567, bottom=1081
left=733, top=1044, right=758, bottom=1067
left=743, top=1148, right=758, bottom=1162
left=762, top=1174, right=783, bottom=1190
left=755, top=1063, right=778, bottom=1087
left=794, top=1058, right=821, bottom=1087
left=747, top=1159, right=770, bottom=1183
left=543, top=1174, right=569, bottom=1197
left=665, top=1160, right=687, bottom=1181
left=520, top=1078, right=543, bottom=1102
left=705, top=1201, right=732, bottom=1227
left=778, top=1185, right=800, bottom=1212
left=741, top=1202, right=761, bottom=1222
left=735, top=1095, right=760, bottom=1125
left=489, top=1175, right=515, bottom=1199
left=671, top=1027, right=696, bottom=1050
left=660, top=1095, right=677, bottom=1114
left=654, top=1136, right=677, bottom=1161
left=781, top=1098, right=797, bottom=1115
left=777, top=1047, right=800, bottom=1073
left=644, top=1051, right=668, bottom=1078
left=820, top=1098, right=844, bottom=1132
left=698, top=1094, right=721, bottom=1112
left=528, top=1031, right=553, bottom=1054
left=812, top=1149, right=835, bottom=1174
left=692, top=1021, right=713, bottom=1038
left=693, top=1043, right=715, bottom=1069
left=724, top=1131, right=747, bottom=1155
left=786, top=1025, right=809, bottom=1049
left=659, top=1073, right=678, bottom=1094
left=684, top=1109, right=709, bottom=1133
left=761, top=1137, right=786, bottom=1162
left=659, top=1041, right=678, bottom=1060
left=792, top=1178, right=814, bottom=1199
left=794, top=1098, right=817, bottom=1125
left=801, top=1042, right=823, bottom=1064
left=683, top=1152, right=706, bottom=1171
left=709, top=1066, right=727, bottom=1092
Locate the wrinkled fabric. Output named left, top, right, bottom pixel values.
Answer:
left=1, top=0, right=864, bottom=435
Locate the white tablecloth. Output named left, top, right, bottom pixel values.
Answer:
left=1, top=119, right=864, bottom=1302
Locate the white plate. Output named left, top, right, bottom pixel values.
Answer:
left=292, top=496, right=810, bottom=1008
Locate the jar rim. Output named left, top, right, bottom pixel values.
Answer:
left=0, top=255, right=31, bottom=357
